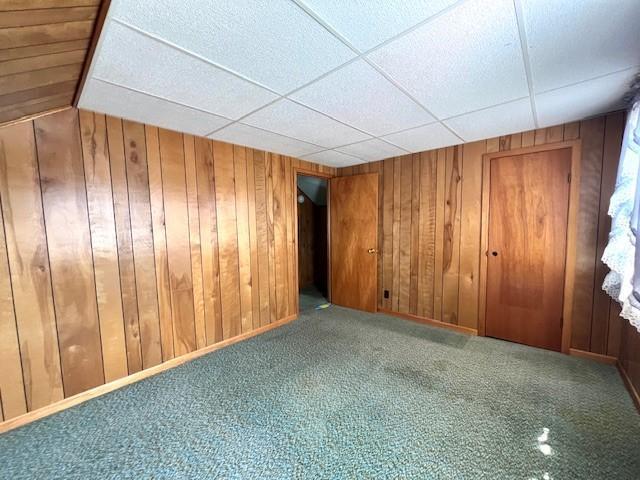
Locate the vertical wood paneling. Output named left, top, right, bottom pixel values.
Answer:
left=213, top=141, right=241, bottom=339
left=272, top=154, right=289, bottom=320
left=265, top=153, right=277, bottom=324
left=0, top=108, right=337, bottom=419
left=398, top=155, right=412, bottom=313
left=123, top=121, right=162, bottom=367
left=145, top=125, right=174, bottom=360
left=417, top=151, right=436, bottom=318
left=521, top=130, right=535, bottom=148
left=194, top=137, right=222, bottom=344
left=253, top=151, right=271, bottom=327
left=234, top=145, right=253, bottom=333
left=184, top=135, right=206, bottom=349
left=392, top=157, right=401, bottom=311
left=78, top=111, right=128, bottom=382
left=571, top=117, right=605, bottom=350
left=442, top=146, right=462, bottom=324
left=337, top=115, right=624, bottom=355
left=0, top=121, right=63, bottom=410
left=382, top=158, right=394, bottom=310
left=36, top=109, right=104, bottom=396
left=409, top=156, right=420, bottom=314
left=246, top=150, right=261, bottom=329
left=159, top=128, right=196, bottom=355
left=0, top=190, right=26, bottom=419
left=591, top=112, right=624, bottom=353
left=433, top=148, right=446, bottom=320
left=457, top=141, right=485, bottom=329
left=106, top=116, right=142, bottom=374
left=284, top=157, right=297, bottom=316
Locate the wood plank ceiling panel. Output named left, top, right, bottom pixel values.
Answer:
left=0, top=1, right=102, bottom=125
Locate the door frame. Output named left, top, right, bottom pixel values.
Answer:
left=477, top=140, right=582, bottom=354
left=293, top=168, right=333, bottom=314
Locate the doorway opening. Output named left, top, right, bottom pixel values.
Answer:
left=296, top=174, right=329, bottom=313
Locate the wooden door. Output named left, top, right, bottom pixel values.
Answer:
left=330, top=173, right=378, bottom=312
left=486, top=148, right=572, bottom=351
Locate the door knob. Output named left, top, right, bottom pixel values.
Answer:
left=367, top=248, right=378, bottom=254
left=491, top=251, right=498, bottom=256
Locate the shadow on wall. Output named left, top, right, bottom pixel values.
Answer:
left=297, top=175, right=328, bottom=298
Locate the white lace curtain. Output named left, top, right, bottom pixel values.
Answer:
left=602, top=98, right=640, bottom=333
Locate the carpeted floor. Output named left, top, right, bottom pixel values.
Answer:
left=299, top=285, right=328, bottom=312
left=1, top=306, right=639, bottom=479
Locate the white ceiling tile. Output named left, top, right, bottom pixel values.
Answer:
left=109, top=0, right=356, bottom=93
left=291, top=59, right=435, bottom=136
left=79, top=79, right=232, bottom=136
left=302, top=150, right=364, bottom=168
left=92, top=21, right=277, bottom=120
left=209, top=123, right=323, bottom=158
left=381, top=123, right=460, bottom=152
left=444, top=98, right=534, bottom=142
left=298, top=0, right=458, bottom=51
left=336, top=138, right=407, bottom=161
left=368, top=0, right=528, bottom=119
left=522, top=0, right=640, bottom=93
left=242, top=99, right=371, bottom=148
left=535, top=68, right=637, bottom=128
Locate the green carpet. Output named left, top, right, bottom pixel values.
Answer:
left=299, top=284, right=328, bottom=312
left=1, top=306, right=639, bottom=479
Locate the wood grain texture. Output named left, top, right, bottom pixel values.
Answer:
left=398, top=155, right=412, bottom=313
left=337, top=115, right=624, bottom=355
left=234, top=146, right=253, bottom=333
left=78, top=110, right=127, bottom=382
left=571, top=117, right=605, bottom=350
left=442, top=146, right=462, bottom=324
left=0, top=178, right=27, bottom=420
left=0, top=121, right=63, bottom=411
left=194, top=136, right=221, bottom=344
left=330, top=173, right=378, bottom=312
left=591, top=112, right=624, bottom=354
left=35, top=108, right=104, bottom=396
left=106, top=115, right=142, bottom=374
left=253, top=151, right=272, bottom=327
left=213, top=141, right=241, bottom=339
left=485, top=148, right=572, bottom=351
left=0, top=3, right=100, bottom=125
left=417, top=152, right=436, bottom=318
left=272, top=154, right=289, bottom=320
left=145, top=125, right=174, bottom=360
left=0, top=107, right=336, bottom=422
left=458, top=141, right=484, bottom=329
left=159, top=128, right=196, bottom=356
left=124, top=120, right=162, bottom=367
left=184, top=135, right=206, bottom=349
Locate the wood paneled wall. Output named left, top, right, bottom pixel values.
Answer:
left=619, top=323, right=640, bottom=405
left=0, top=107, right=335, bottom=422
left=0, top=1, right=103, bottom=125
left=338, top=112, right=626, bottom=356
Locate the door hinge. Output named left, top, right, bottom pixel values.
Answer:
left=567, top=172, right=571, bottom=183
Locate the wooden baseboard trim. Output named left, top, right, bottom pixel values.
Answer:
left=0, top=314, right=298, bottom=434
left=617, top=361, right=640, bottom=413
left=378, top=308, right=478, bottom=336
left=569, top=348, right=618, bottom=365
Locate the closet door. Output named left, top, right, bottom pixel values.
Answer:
left=485, top=148, right=571, bottom=351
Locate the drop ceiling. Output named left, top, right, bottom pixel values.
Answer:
left=78, top=0, right=640, bottom=167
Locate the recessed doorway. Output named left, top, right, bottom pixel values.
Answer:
left=296, top=174, right=329, bottom=312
